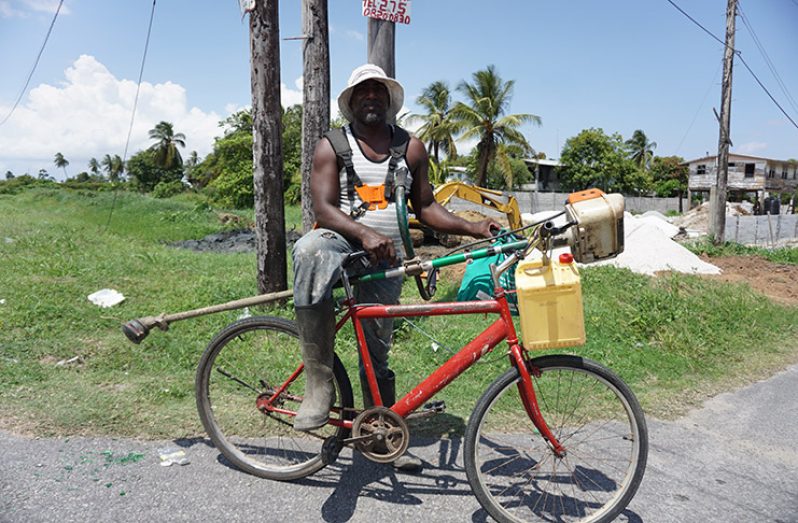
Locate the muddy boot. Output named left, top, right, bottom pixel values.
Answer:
left=361, top=371, right=423, bottom=473
left=293, top=302, right=336, bottom=432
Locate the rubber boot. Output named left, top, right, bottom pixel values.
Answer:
left=293, top=302, right=336, bottom=432
left=361, top=371, right=423, bottom=472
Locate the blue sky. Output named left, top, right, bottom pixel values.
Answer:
left=1, top=0, right=797, bottom=179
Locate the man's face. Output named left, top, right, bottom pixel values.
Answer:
left=350, top=79, right=390, bottom=125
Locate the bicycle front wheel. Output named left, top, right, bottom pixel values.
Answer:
left=196, top=316, right=353, bottom=481
left=464, top=355, right=647, bottom=523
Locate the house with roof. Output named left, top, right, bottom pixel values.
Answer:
left=686, top=153, right=797, bottom=209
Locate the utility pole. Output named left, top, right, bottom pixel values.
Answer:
left=709, top=0, right=737, bottom=244
left=250, top=0, right=287, bottom=293
left=368, top=18, right=395, bottom=78
left=300, top=0, right=330, bottom=233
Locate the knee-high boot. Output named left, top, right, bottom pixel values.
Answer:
left=294, top=301, right=336, bottom=432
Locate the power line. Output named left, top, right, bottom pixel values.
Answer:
left=737, top=3, right=798, bottom=115
left=0, top=0, right=64, bottom=127
left=664, top=0, right=798, bottom=131
left=675, top=60, right=723, bottom=156
left=105, top=0, right=158, bottom=230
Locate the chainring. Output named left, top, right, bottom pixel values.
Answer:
left=351, top=407, right=410, bottom=464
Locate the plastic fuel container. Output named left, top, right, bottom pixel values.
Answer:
left=515, top=253, right=586, bottom=350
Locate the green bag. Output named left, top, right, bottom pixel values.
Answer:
left=456, top=235, right=518, bottom=311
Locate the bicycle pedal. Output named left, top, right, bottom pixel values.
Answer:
left=321, top=436, right=343, bottom=466
left=423, top=400, right=446, bottom=413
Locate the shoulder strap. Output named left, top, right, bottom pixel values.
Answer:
left=324, top=127, right=365, bottom=218
left=384, top=126, right=411, bottom=201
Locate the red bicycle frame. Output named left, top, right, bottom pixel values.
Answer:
left=259, top=286, right=566, bottom=455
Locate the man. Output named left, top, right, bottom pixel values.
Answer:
left=292, top=64, right=496, bottom=469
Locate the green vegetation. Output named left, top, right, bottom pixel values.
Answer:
left=687, top=239, right=798, bottom=265
left=1, top=187, right=797, bottom=439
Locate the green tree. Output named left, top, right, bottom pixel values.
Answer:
left=101, top=154, right=124, bottom=182
left=409, top=81, right=459, bottom=164
left=148, top=121, right=186, bottom=169
left=625, top=129, right=657, bottom=170
left=126, top=149, right=182, bottom=192
left=53, top=152, right=69, bottom=177
left=651, top=155, right=688, bottom=211
left=560, top=128, right=649, bottom=194
left=452, top=65, right=540, bottom=187
left=88, top=158, right=100, bottom=177
left=5, top=171, right=14, bottom=180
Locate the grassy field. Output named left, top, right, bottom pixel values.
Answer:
left=2, top=187, right=798, bottom=438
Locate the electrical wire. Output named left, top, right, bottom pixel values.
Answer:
left=675, top=60, right=723, bottom=156
left=663, top=0, right=798, bottom=132
left=737, top=3, right=798, bottom=115
left=0, top=0, right=64, bottom=127
left=105, top=0, right=157, bottom=230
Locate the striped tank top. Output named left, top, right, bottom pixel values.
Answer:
left=337, top=125, right=413, bottom=258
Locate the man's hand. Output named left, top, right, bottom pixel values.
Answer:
left=469, top=218, right=502, bottom=239
left=361, top=229, right=397, bottom=264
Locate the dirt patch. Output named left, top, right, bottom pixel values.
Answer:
left=700, top=254, right=798, bottom=305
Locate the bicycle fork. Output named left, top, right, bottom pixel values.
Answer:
left=510, top=343, right=567, bottom=457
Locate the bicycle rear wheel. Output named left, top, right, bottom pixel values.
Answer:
left=464, top=354, right=647, bottom=523
left=196, top=316, right=353, bottom=481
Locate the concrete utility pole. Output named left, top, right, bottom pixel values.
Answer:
left=709, top=0, right=737, bottom=244
left=300, top=0, right=330, bottom=233
left=368, top=18, right=395, bottom=79
left=250, top=0, right=287, bottom=293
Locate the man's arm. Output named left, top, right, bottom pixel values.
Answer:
left=407, top=137, right=498, bottom=239
left=311, top=138, right=397, bottom=262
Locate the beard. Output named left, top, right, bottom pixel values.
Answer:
left=362, top=110, right=384, bottom=125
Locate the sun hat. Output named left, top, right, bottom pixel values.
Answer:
left=337, top=64, right=404, bottom=123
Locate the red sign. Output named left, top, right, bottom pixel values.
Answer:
left=362, top=0, right=411, bottom=25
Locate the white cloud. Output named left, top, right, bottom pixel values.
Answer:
left=0, top=0, right=70, bottom=17
left=0, top=55, right=219, bottom=177
left=346, top=30, right=365, bottom=41
left=281, top=76, right=303, bottom=108
left=736, top=141, right=768, bottom=155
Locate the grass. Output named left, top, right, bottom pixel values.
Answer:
left=686, top=238, right=798, bottom=265
left=1, top=186, right=798, bottom=439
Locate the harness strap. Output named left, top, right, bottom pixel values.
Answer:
left=324, top=125, right=411, bottom=218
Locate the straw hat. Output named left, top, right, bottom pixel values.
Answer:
left=337, top=64, right=404, bottom=123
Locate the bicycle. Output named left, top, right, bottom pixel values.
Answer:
left=193, top=212, right=648, bottom=523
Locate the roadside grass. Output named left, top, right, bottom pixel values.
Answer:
left=686, top=238, right=798, bottom=265
left=2, top=187, right=797, bottom=439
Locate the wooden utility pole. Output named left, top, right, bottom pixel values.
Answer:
left=300, top=0, right=330, bottom=233
left=250, top=0, right=287, bottom=293
left=709, top=0, right=737, bottom=244
left=368, top=19, right=395, bottom=78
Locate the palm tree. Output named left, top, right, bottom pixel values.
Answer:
left=626, top=130, right=657, bottom=170
left=409, top=81, right=459, bottom=164
left=99, top=154, right=124, bottom=182
left=148, top=121, right=186, bottom=169
left=53, top=152, right=69, bottom=177
left=452, top=65, right=541, bottom=188
left=88, top=158, right=100, bottom=176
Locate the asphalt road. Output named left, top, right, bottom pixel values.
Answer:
left=2, top=364, right=797, bottom=523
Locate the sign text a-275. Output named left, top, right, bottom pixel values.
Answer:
left=362, top=0, right=411, bottom=25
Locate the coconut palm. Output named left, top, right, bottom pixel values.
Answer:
left=88, top=158, right=100, bottom=176
left=452, top=65, right=540, bottom=188
left=148, top=121, right=186, bottom=169
left=53, top=152, right=69, bottom=177
left=100, top=154, right=124, bottom=182
left=626, top=130, right=657, bottom=170
left=409, top=81, right=459, bottom=164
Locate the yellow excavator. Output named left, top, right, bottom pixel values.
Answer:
left=409, top=181, right=523, bottom=246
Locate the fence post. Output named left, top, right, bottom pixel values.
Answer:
left=734, top=215, right=739, bottom=243
left=776, top=214, right=782, bottom=240
left=754, top=217, right=759, bottom=245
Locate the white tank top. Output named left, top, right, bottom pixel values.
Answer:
left=337, top=125, right=413, bottom=257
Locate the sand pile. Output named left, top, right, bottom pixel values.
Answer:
left=672, top=202, right=753, bottom=233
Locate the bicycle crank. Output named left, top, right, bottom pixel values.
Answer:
left=350, top=407, right=409, bottom=464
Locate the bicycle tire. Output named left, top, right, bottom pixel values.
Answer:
left=464, top=354, right=648, bottom=523
left=195, top=316, right=354, bottom=481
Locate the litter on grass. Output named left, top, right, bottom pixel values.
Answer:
left=87, top=289, right=125, bottom=308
